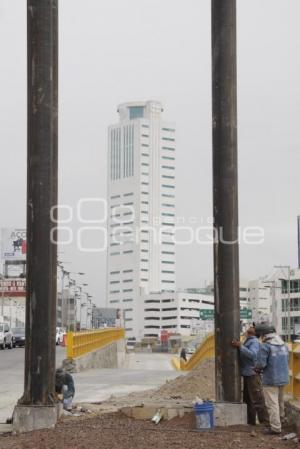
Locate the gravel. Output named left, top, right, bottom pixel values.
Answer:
left=1, top=359, right=298, bottom=449
left=0, top=412, right=298, bottom=449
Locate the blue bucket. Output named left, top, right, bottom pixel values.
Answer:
left=193, top=401, right=214, bottom=431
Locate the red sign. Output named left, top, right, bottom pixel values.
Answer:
left=0, top=279, right=26, bottom=297
left=160, top=330, right=169, bottom=343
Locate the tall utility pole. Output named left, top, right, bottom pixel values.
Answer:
left=18, top=0, right=58, bottom=414
left=275, top=265, right=291, bottom=340
left=211, top=0, right=241, bottom=402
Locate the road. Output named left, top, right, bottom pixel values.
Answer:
left=0, top=346, right=66, bottom=423
left=0, top=347, right=180, bottom=423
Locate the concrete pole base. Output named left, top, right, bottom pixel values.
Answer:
left=214, top=402, right=247, bottom=426
left=12, top=404, right=60, bottom=433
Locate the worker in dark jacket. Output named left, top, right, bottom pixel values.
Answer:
left=231, top=326, right=269, bottom=425
left=256, top=324, right=289, bottom=434
left=55, top=368, right=75, bottom=411
left=180, top=347, right=187, bottom=362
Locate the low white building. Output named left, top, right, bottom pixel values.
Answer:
left=0, top=278, right=26, bottom=328
left=142, top=289, right=214, bottom=338
left=0, top=298, right=25, bottom=328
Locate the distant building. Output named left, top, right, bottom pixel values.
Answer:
left=92, top=307, right=123, bottom=328
left=106, top=101, right=176, bottom=339
left=271, top=268, right=300, bottom=337
left=61, top=289, right=75, bottom=330
left=142, top=290, right=214, bottom=338
left=205, top=281, right=252, bottom=330
left=248, top=278, right=272, bottom=324
left=0, top=278, right=26, bottom=327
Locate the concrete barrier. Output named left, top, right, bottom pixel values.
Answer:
left=63, top=339, right=125, bottom=373
left=285, top=399, right=300, bottom=433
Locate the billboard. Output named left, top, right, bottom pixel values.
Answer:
left=1, top=228, right=27, bottom=261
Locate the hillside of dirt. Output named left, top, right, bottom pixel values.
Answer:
left=104, top=358, right=215, bottom=408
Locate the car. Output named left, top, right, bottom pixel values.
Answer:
left=12, top=327, right=26, bottom=347
left=56, top=327, right=65, bottom=345
left=186, top=347, right=196, bottom=354
left=0, top=322, right=14, bottom=350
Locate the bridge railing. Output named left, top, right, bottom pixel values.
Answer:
left=66, top=328, right=125, bottom=359
left=286, top=343, right=300, bottom=398
left=172, top=336, right=300, bottom=400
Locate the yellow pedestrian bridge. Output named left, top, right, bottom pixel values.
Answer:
left=65, top=329, right=300, bottom=399
left=67, top=328, right=125, bottom=359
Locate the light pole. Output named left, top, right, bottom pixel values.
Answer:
left=70, top=272, right=85, bottom=330
left=87, top=295, right=92, bottom=329
left=0, top=273, right=5, bottom=318
left=63, top=270, right=70, bottom=330
left=275, top=265, right=291, bottom=341
left=57, top=262, right=71, bottom=330
left=74, top=289, right=81, bottom=330
left=80, top=284, right=88, bottom=329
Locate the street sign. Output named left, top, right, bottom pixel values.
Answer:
left=200, top=308, right=252, bottom=320
left=200, top=309, right=214, bottom=320
left=240, top=308, right=252, bottom=320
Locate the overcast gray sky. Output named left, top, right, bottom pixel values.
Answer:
left=0, top=0, right=299, bottom=305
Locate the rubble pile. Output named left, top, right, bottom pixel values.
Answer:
left=113, top=358, right=215, bottom=405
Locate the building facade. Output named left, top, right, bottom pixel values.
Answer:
left=106, top=101, right=176, bottom=339
left=142, top=290, right=214, bottom=338
left=0, top=278, right=26, bottom=327
left=248, top=278, right=272, bottom=324
left=271, top=268, right=300, bottom=337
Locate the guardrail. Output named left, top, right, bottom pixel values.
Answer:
left=286, top=343, right=300, bottom=398
left=172, top=336, right=300, bottom=400
left=66, top=328, right=125, bottom=359
left=172, top=333, right=215, bottom=371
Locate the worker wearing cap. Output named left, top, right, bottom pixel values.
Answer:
left=256, top=324, right=289, bottom=435
left=231, top=326, right=269, bottom=426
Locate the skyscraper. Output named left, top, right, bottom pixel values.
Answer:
left=106, top=101, right=176, bottom=339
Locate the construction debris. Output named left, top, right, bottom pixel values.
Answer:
left=151, top=410, right=163, bottom=424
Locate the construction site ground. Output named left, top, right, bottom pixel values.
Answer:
left=1, top=357, right=299, bottom=448
left=0, top=411, right=299, bottom=449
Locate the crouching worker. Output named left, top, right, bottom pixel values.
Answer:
left=55, top=368, right=75, bottom=411
left=256, top=324, right=289, bottom=435
left=231, top=326, right=269, bottom=426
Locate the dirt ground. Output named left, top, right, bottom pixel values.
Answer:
left=0, top=412, right=298, bottom=449
left=103, top=357, right=215, bottom=410
left=144, top=357, right=215, bottom=400
left=1, top=358, right=298, bottom=449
